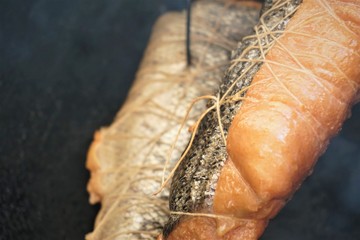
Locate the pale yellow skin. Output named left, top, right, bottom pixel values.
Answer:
left=86, top=1, right=260, bottom=239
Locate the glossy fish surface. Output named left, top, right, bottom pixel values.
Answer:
left=86, top=1, right=260, bottom=239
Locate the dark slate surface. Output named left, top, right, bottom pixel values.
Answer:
left=0, top=1, right=359, bottom=239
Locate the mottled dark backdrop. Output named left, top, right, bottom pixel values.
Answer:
left=0, top=1, right=359, bottom=240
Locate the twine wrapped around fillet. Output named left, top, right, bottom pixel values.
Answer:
left=164, top=2, right=302, bottom=237
left=85, top=1, right=260, bottom=239
left=163, top=0, right=360, bottom=239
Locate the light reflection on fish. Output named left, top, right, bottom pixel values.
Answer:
left=85, top=1, right=260, bottom=239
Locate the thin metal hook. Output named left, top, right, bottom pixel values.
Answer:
left=186, top=0, right=192, bottom=66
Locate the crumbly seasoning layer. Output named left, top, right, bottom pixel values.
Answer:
left=164, top=0, right=303, bottom=237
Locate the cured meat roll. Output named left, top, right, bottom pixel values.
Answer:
left=163, top=0, right=360, bottom=239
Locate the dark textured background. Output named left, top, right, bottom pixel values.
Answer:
left=0, top=1, right=359, bottom=240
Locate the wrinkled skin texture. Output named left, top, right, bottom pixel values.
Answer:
left=166, top=0, right=360, bottom=239
left=86, top=1, right=260, bottom=239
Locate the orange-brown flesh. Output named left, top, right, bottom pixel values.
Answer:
left=86, top=131, right=103, bottom=204
left=168, top=0, right=360, bottom=239
left=167, top=216, right=266, bottom=240
left=217, top=0, right=360, bottom=237
left=224, top=1, right=262, bottom=8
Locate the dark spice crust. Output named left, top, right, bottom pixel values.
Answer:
left=164, top=0, right=303, bottom=238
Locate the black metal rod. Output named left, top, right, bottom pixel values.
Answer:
left=186, top=0, right=192, bottom=66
